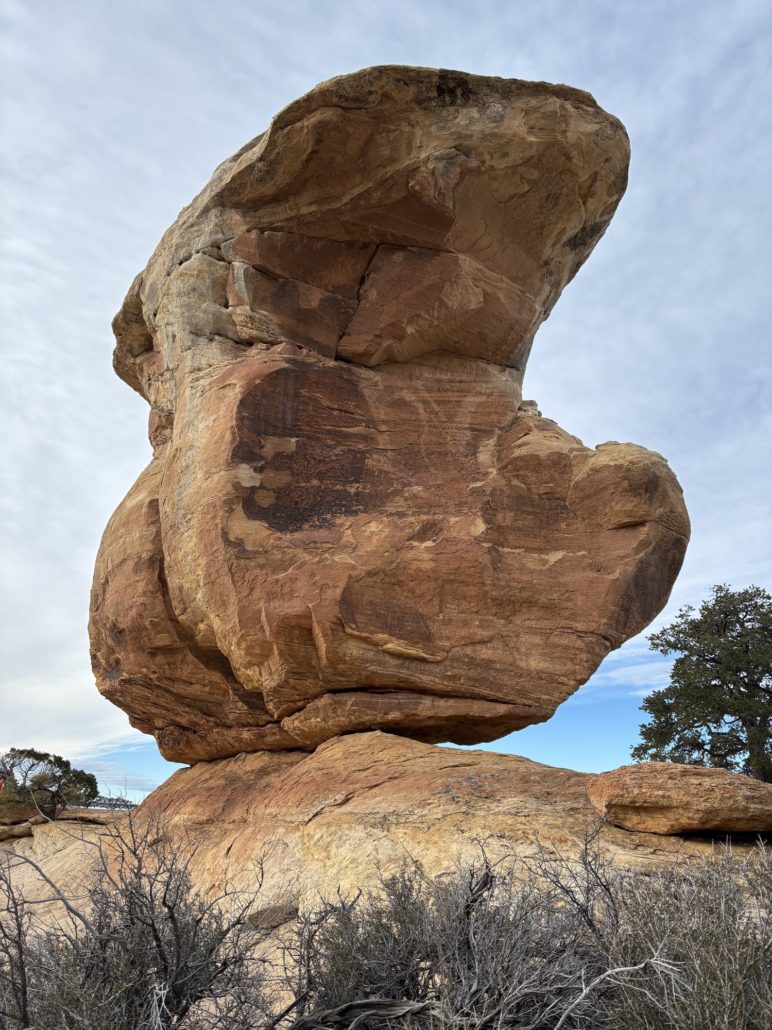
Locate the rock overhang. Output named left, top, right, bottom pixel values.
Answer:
left=113, top=64, right=631, bottom=395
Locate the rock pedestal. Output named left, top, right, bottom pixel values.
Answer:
left=9, top=735, right=760, bottom=919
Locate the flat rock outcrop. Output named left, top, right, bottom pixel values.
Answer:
left=90, top=66, right=689, bottom=763
left=0, top=803, right=40, bottom=826
left=0, top=807, right=116, bottom=843
left=7, top=735, right=742, bottom=918
left=587, top=763, right=772, bottom=835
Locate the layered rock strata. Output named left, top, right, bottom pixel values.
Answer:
left=90, top=66, right=689, bottom=763
left=587, top=763, right=772, bottom=835
left=8, top=735, right=753, bottom=920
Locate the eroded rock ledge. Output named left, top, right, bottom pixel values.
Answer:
left=9, top=736, right=764, bottom=920
left=90, top=66, right=689, bottom=762
left=587, top=763, right=772, bottom=835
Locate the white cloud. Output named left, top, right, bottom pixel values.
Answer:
left=83, top=759, right=163, bottom=798
left=591, top=656, right=673, bottom=697
left=0, top=671, right=144, bottom=759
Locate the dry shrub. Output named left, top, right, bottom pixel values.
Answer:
left=0, top=817, right=273, bottom=1028
left=1, top=819, right=770, bottom=1029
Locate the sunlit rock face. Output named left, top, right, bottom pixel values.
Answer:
left=587, top=764, right=772, bottom=835
left=90, top=66, right=689, bottom=763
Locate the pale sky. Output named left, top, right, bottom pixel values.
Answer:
left=1, top=0, right=770, bottom=797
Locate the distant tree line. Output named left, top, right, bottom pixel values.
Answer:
left=87, top=794, right=137, bottom=810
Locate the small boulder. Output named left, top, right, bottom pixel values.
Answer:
left=587, top=763, right=772, bottom=835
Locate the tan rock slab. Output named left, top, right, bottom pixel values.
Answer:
left=6, top=736, right=761, bottom=922
left=0, top=822, right=35, bottom=842
left=587, top=763, right=772, bottom=835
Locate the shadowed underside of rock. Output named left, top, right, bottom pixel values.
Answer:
left=90, top=66, right=689, bottom=762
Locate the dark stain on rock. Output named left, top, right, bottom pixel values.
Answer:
left=103, top=659, right=123, bottom=682
left=564, top=219, right=609, bottom=252
left=611, top=166, right=629, bottom=196
left=341, top=576, right=434, bottom=645
left=436, top=70, right=472, bottom=106
left=233, top=361, right=376, bottom=533
left=613, top=530, right=687, bottom=640
left=408, top=519, right=444, bottom=544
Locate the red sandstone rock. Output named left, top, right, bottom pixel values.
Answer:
left=90, top=66, right=689, bottom=763
left=587, top=763, right=772, bottom=835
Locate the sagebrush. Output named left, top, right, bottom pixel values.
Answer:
left=1, top=819, right=769, bottom=1029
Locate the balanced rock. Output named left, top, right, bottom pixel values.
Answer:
left=587, top=763, right=772, bottom=835
left=90, top=66, right=689, bottom=763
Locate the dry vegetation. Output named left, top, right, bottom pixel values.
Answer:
left=1, top=818, right=769, bottom=1029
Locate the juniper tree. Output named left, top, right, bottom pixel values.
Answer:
left=0, top=748, right=98, bottom=817
left=632, top=584, right=772, bottom=781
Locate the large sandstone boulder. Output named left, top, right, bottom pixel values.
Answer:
left=587, top=763, right=772, bottom=835
left=90, top=66, right=689, bottom=763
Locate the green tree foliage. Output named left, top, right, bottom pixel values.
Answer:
left=0, top=748, right=98, bottom=817
left=632, top=584, right=772, bottom=781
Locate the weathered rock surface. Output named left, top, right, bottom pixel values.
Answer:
left=90, top=66, right=689, bottom=762
left=0, top=820, right=40, bottom=842
left=0, top=807, right=115, bottom=842
left=7, top=735, right=744, bottom=917
left=587, top=763, right=772, bottom=835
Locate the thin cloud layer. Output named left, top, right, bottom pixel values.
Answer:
left=1, top=0, right=770, bottom=786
